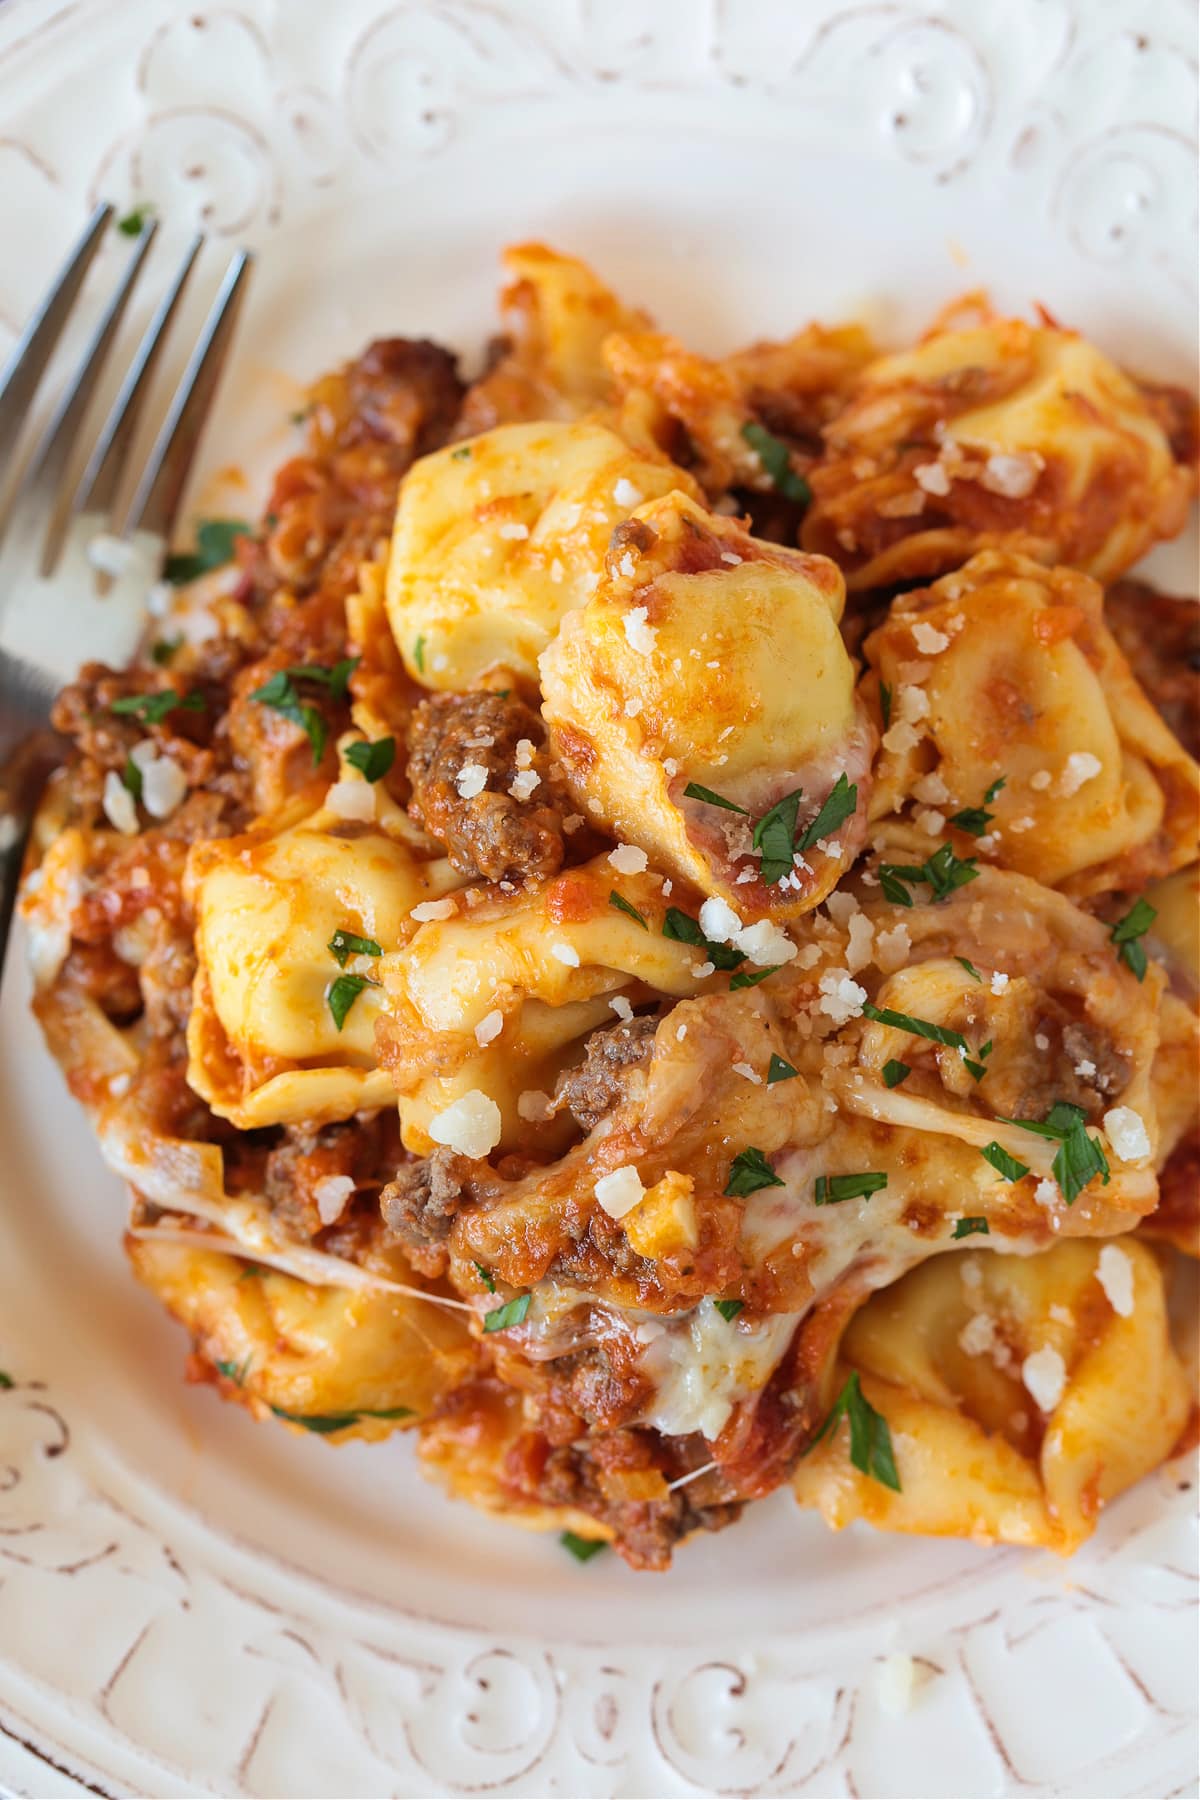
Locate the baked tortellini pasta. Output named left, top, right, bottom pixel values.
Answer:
left=22, top=242, right=1197, bottom=1571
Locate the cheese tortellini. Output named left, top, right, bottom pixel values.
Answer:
left=186, top=797, right=462, bottom=1128
left=793, top=1240, right=1190, bottom=1550
left=540, top=490, right=874, bottom=917
left=865, top=550, right=1200, bottom=897
left=803, top=306, right=1194, bottom=589
left=385, top=419, right=699, bottom=690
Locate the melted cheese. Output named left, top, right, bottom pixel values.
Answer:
left=385, top=419, right=698, bottom=688
left=637, top=1301, right=801, bottom=1441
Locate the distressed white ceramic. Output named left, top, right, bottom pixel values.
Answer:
left=0, top=2, right=1196, bottom=1795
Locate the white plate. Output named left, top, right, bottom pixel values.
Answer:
left=0, top=2, right=1196, bottom=1795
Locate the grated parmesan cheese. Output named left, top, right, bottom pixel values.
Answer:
left=327, top=779, right=376, bottom=822
left=314, top=1174, right=354, bottom=1226
left=1096, top=1244, right=1135, bottom=1316
left=411, top=897, right=455, bottom=923
left=698, top=896, right=741, bottom=942
left=594, top=1165, right=645, bottom=1219
left=455, top=763, right=488, bottom=799
left=102, top=770, right=139, bottom=836
left=818, top=969, right=867, bottom=1025
left=623, top=607, right=657, bottom=655
left=609, top=995, right=634, bottom=1022
left=474, top=1010, right=504, bottom=1047
left=551, top=942, right=581, bottom=968
left=874, top=921, right=911, bottom=973
left=516, top=1089, right=554, bottom=1123
left=1103, top=1106, right=1151, bottom=1164
left=736, top=918, right=797, bottom=967
left=498, top=520, right=529, bottom=540
left=508, top=770, right=541, bottom=802
left=613, top=478, right=642, bottom=508
left=911, top=621, right=949, bottom=655
left=609, top=843, right=649, bottom=876
left=428, top=1091, right=502, bottom=1159
left=1059, top=752, right=1103, bottom=797
left=1022, top=1345, right=1066, bottom=1414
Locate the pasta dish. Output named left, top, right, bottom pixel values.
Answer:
left=20, top=244, right=1199, bottom=1569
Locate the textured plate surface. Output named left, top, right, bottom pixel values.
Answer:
left=0, top=2, right=1196, bottom=1795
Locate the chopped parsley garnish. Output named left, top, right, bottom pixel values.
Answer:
left=953, top=1217, right=990, bottom=1238
left=949, top=775, right=1006, bottom=837
left=795, top=774, right=858, bottom=854
left=285, top=656, right=359, bottom=703
left=861, top=1001, right=968, bottom=1051
left=609, top=890, right=649, bottom=929
left=250, top=670, right=328, bottom=765
left=328, top=929, right=383, bottom=967
left=344, top=736, right=395, bottom=782
left=270, top=1405, right=413, bottom=1433
left=560, top=1530, right=606, bottom=1562
left=450, top=445, right=473, bottom=461
left=327, top=972, right=377, bottom=1031
left=289, top=405, right=313, bottom=426
left=164, top=517, right=251, bottom=584
left=752, top=787, right=803, bottom=886
left=117, top=204, right=154, bottom=236
left=683, top=781, right=749, bottom=814
left=980, top=1142, right=1030, bottom=1182
left=150, top=634, right=182, bottom=666
left=121, top=756, right=143, bottom=801
left=215, top=1355, right=252, bottom=1386
left=814, top=1170, right=887, bottom=1205
left=962, top=1057, right=988, bottom=1083
left=880, top=681, right=892, bottom=731
left=878, top=843, right=980, bottom=906
left=413, top=635, right=426, bottom=673
left=882, top=1059, right=911, bottom=1088
left=767, top=1053, right=798, bottom=1084
left=806, top=1371, right=900, bottom=1491
left=997, top=1101, right=1111, bottom=1204
left=0, top=1372, right=12, bottom=1389
left=111, top=688, right=206, bottom=725
left=956, top=957, right=982, bottom=982
left=724, top=1147, right=784, bottom=1197
left=713, top=1298, right=744, bottom=1322
left=473, top=1262, right=496, bottom=1293
left=662, top=907, right=745, bottom=971
left=1110, top=898, right=1156, bottom=981
left=729, top=965, right=780, bottom=989
left=483, top=1293, right=532, bottom=1333
left=741, top=420, right=812, bottom=506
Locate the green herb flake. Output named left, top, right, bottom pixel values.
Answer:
left=766, top=1053, right=799, bottom=1084
left=684, top=782, right=749, bottom=814
left=953, top=1217, right=990, bottom=1239
left=270, top=1405, right=413, bottom=1434
left=0, top=1372, right=14, bottom=1389
left=662, top=906, right=745, bottom=971
left=949, top=775, right=1007, bottom=837
left=805, top=1371, right=900, bottom=1491
left=878, top=843, right=980, bottom=906
left=861, top=1001, right=968, bottom=1051
left=117, top=204, right=154, bottom=236
left=980, top=1142, right=1030, bottom=1182
left=150, top=635, right=182, bottom=666
left=450, top=445, right=473, bottom=461
left=814, top=1170, right=888, bottom=1205
left=956, top=957, right=982, bottom=982
left=882, top=1059, right=911, bottom=1088
left=997, top=1102, right=1111, bottom=1205
left=880, top=682, right=892, bottom=731
left=741, top=420, right=812, bottom=506
left=111, top=689, right=206, bottom=725
left=724, top=1147, right=784, bottom=1197
left=483, top=1293, right=532, bottom=1333
left=215, top=1355, right=252, bottom=1387
left=962, top=1058, right=988, bottom=1083
left=413, top=635, right=426, bottom=674
left=344, top=736, right=396, bottom=783
left=327, top=972, right=377, bottom=1031
left=473, top=1262, right=496, bottom=1293
left=729, top=965, right=780, bottom=990
left=796, top=774, right=858, bottom=854
left=752, top=787, right=803, bottom=886
left=560, top=1530, right=606, bottom=1562
left=328, top=929, right=383, bottom=967
left=164, top=517, right=251, bottom=585
left=713, top=1298, right=744, bottom=1322
left=121, top=756, right=143, bottom=802
left=609, top=890, right=649, bottom=929
left=249, top=671, right=327, bottom=766
left=1109, top=898, right=1156, bottom=981
left=285, top=656, right=359, bottom=703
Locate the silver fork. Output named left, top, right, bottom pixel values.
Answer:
left=0, top=202, right=253, bottom=973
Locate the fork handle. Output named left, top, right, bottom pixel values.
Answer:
left=0, top=732, right=59, bottom=983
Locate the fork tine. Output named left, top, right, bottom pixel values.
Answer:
left=122, top=248, right=253, bottom=546
left=43, top=232, right=204, bottom=577
left=0, top=201, right=112, bottom=492
left=30, top=220, right=160, bottom=576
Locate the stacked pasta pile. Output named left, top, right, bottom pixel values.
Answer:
left=22, top=246, right=1199, bottom=1568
